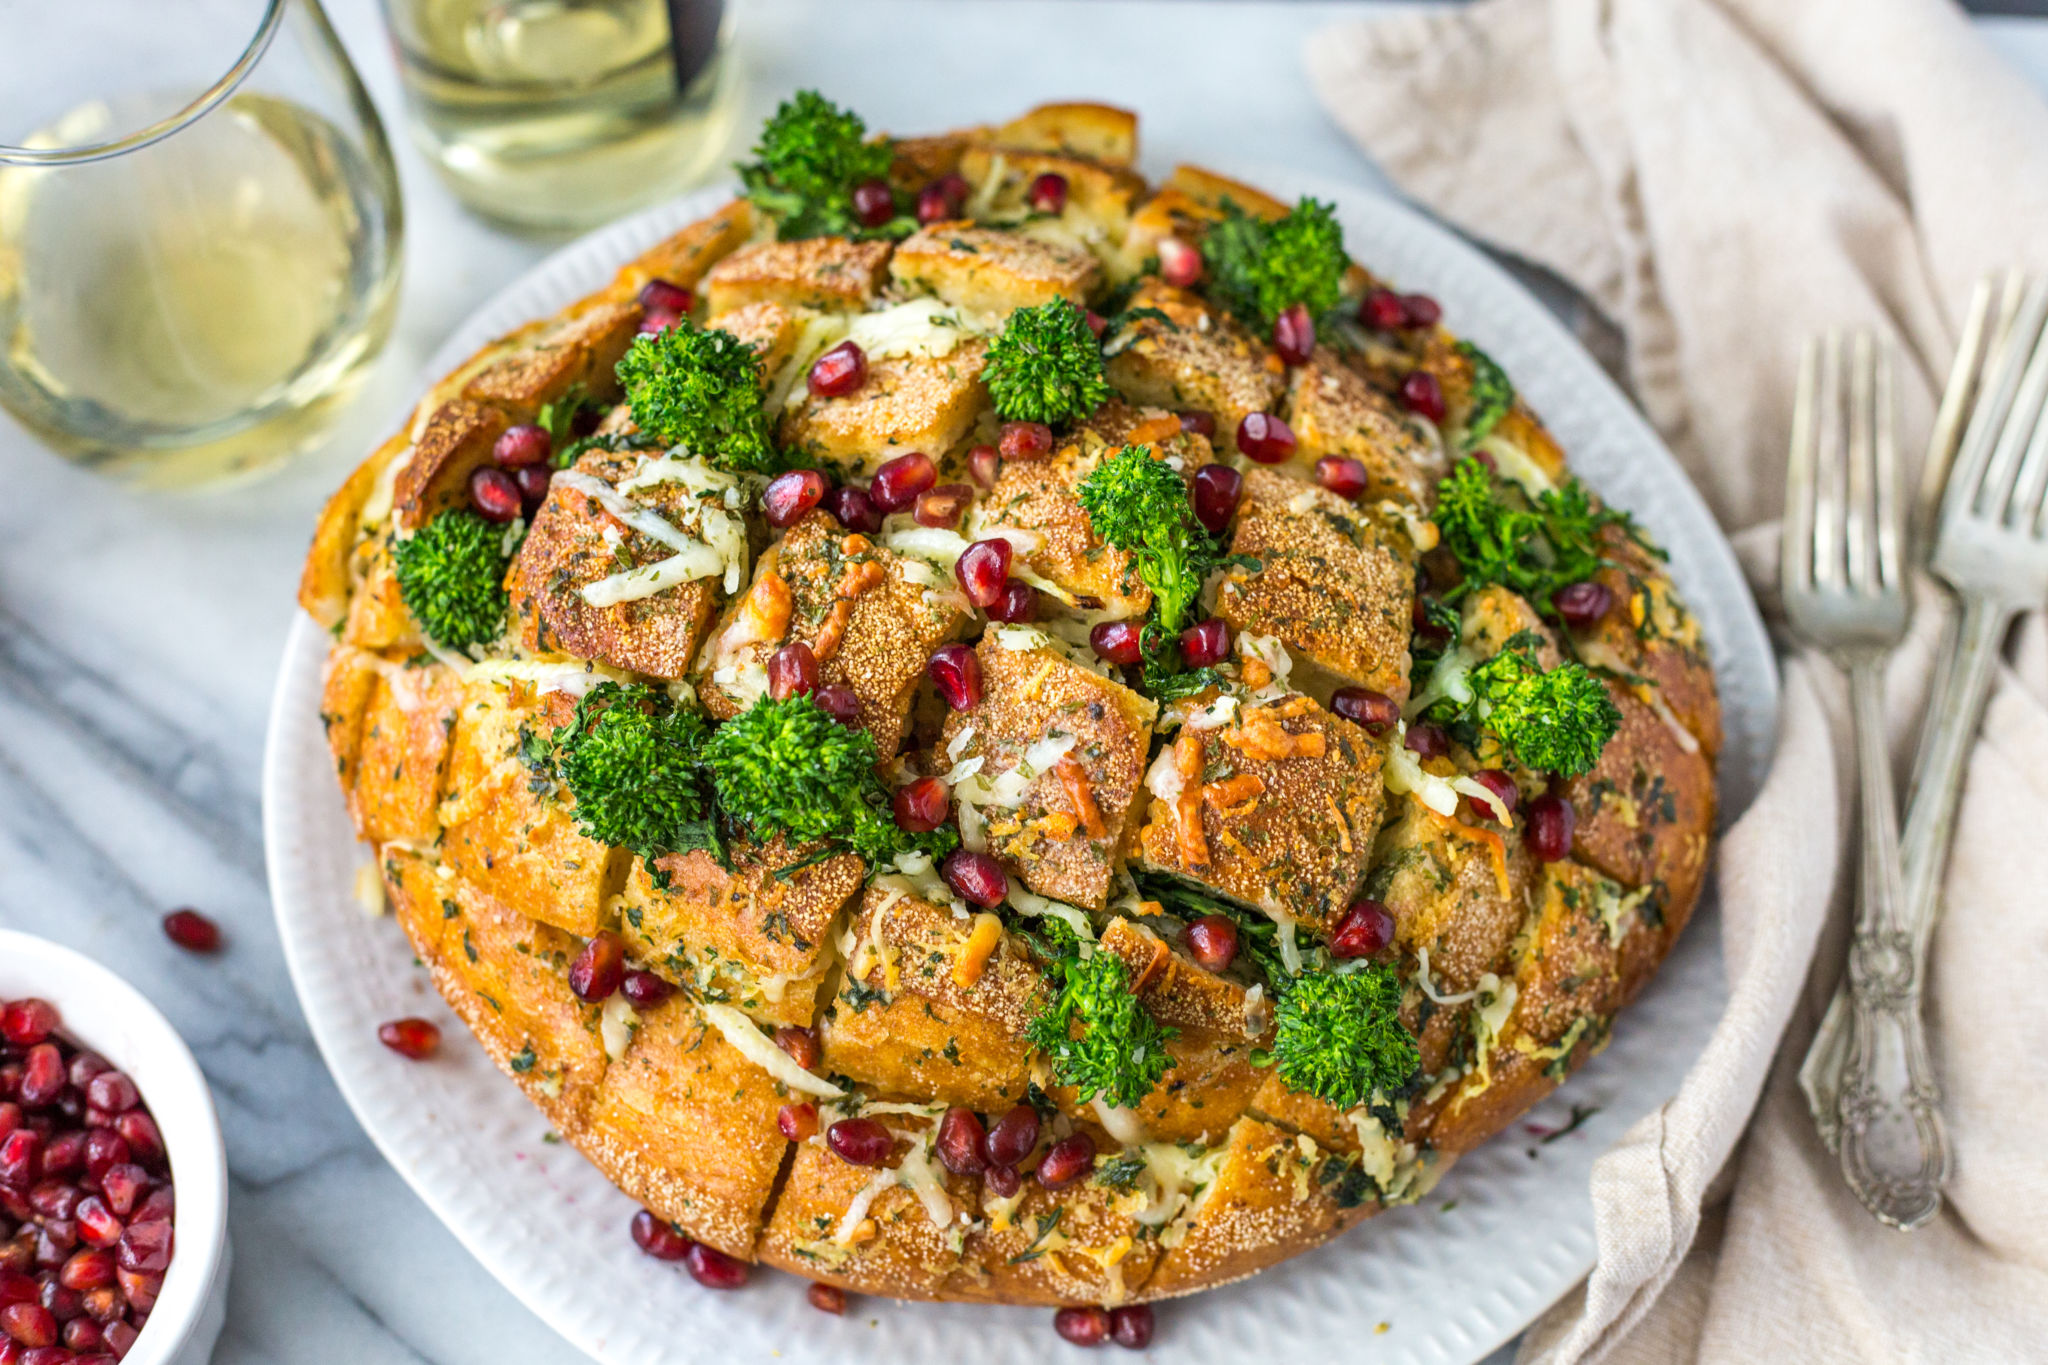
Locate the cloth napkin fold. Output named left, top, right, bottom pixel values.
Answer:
left=1307, top=2, right=2048, bottom=1361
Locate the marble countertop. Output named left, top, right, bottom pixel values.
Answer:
left=2, top=3, right=2044, bottom=1362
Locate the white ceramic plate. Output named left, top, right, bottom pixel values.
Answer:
left=264, top=173, right=1778, bottom=1365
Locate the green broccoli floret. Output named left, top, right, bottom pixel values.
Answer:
left=1077, top=444, right=1216, bottom=644
left=1024, top=949, right=1177, bottom=1109
left=615, top=319, right=779, bottom=474
left=1432, top=458, right=1621, bottom=612
left=1200, top=197, right=1349, bottom=328
left=551, top=684, right=720, bottom=861
left=737, top=90, right=907, bottom=240
left=1456, top=341, right=1515, bottom=449
left=391, top=511, right=511, bottom=652
left=1271, top=966, right=1419, bottom=1112
left=982, top=298, right=1110, bottom=426
left=1463, top=647, right=1620, bottom=778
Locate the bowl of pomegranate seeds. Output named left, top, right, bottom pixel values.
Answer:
left=0, top=931, right=229, bottom=1365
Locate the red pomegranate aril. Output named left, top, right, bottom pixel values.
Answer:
left=1054, top=1306, right=1111, bottom=1347
left=637, top=278, right=693, bottom=316
left=892, top=777, right=951, bottom=834
left=777, top=1102, right=818, bottom=1143
left=1315, top=456, right=1369, bottom=501
left=984, top=1163, right=1021, bottom=1198
left=935, top=1108, right=988, bottom=1175
left=37, top=1133, right=81, bottom=1180
left=71, top=1203, right=118, bottom=1253
left=1469, top=769, right=1519, bottom=822
left=1400, top=370, right=1447, bottom=423
left=1360, top=287, right=1408, bottom=331
left=821, top=484, right=882, bottom=534
left=134, top=1185, right=173, bottom=1224
left=1179, top=618, right=1232, bottom=668
left=77, top=1289, right=118, bottom=1325
left=983, top=1104, right=1040, bottom=1168
left=955, top=538, right=1012, bottom=608
left=941, top=850, right=1008, bottom=908
left=1026, top=172, right=1068, bottom=215
left=160, top=908, right=221, bottom=954
left=869, top=451, right=937, bottom=513
left=17, top=1053, right=60, bottom=1111
left=1158, top=236, right=1203, bottom=288
left=807, top=1281, right=847, bottom=1314
left=1330, top=687, right=1399, bottom=735
left=620, top=970, right=674, bottom=1009
left=0, top=1276, right=30, bottom=1310
left=1179, top=409, right=1217, bottom=438
left=469, top=466, right=523, bottom=523
left=80, top=1080, right=133, bottom=1124
left=1183, top=915, right=1239, bottom=972
left=638, top=309, right=679, bottom=336
left=1088, top=621, right=1144, bottom=667
left=927, top=644, right=983, bottom=711
left=1085, top=310, right=1108, bottom=338
left=1035, top=1133, right=1095, bottom=1189
left=62, top=1317, right=103, bottom=1351
left=850, top=178, right=896, bottom=228
left=514, top=465, right=552, bottom=506
left=826, top=1118, right=894, bottom=1167
left=0, top=1106, right=16, bottom=1143
left=95, top=1171, right=143, bottom=1222
left=999, top=420, right=1053, bottom=461
left=101, top=1321, right=136, bottom=1355
left=1527, top=794, right=1575, bottom=862
left=1552, top=579, right=1615, bottom=629
left=35, top=1223, right=74, bottom=1266
left=1236, top=411, right=1296, bottom=464
left=1331, top=898, right=1396, bottom=960
left=1412, top=596, right=1450, bottom=644
left=1402, top=293, right=1443, bottom=328
left=491, top=423, right=552, bottom=469
left=568, top=931, right=626, bottom=1003
left=0, top=1130, right=38, bottom=1187
left=1274, top=303, right=1316, bottom=366
left=986, top=580, right=1038, bottom=624
left=630, top=1209, right=691, bottom=1262
left=774, top=1026, right=823, bottom=1071
left=808, top=340, right=869, bottom=398
left=377, top=1018, right=440, bottom=1061
left=1191, top=463, right=1244, bottom=536
left=1109, top=1304, right=1155, bottom=1349
left=684, top=1241, right=749, bottom=1290
left=115, top=1267, right=159, bottom=1314
left=114, top=1223, right=169, bottom=1277
left=56, top=1252, right=111, bottom=1295
left=65, top=1055, right=106, bottom=1093
left=0, top=1004, right=55, bottom=1049
left=1405, top=721, right=1449, bottom=760
left=1, top=1303, right=55, bottom=1348
left=968, top=444, right=1002, bottom=488
left=26, top=1187, right=75, bottom=1223
left=767, top=642, right=820, bottom=700
left=914, top=483, right=973, bottom=529
left=763, top=469, right=829, bottom=527
left=79, top=1135, right=125, bottom=1187
left=814, top=685, right=863, bottom=728
left=916, top=182, right=957, bottom=225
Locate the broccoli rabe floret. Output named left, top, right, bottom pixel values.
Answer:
left=738, top=90, right=908, bottom=241
left=391, top=510, right=512, bottom=652
left=1432, top=458, right=1623, bottom=613
left=1271, top=966, right=1419, bottom=1113
left=1200, top=197, right=1349, bottom=328
left=1461, top=647, right=1620, bottom=778
left=1456, top=341, right=1515, bottom=449
left=1024, top=948, right=1177, bottom=1110
left=615, top=319, right=779, bottom=474
left=549, top=684, right=720, bottom=861
left=1077, top=443, right=1218, bottom=648
left=982, top=298, right=1110, bottom=426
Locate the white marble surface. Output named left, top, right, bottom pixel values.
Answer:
left=1, top=3, right=2043, bottom=1362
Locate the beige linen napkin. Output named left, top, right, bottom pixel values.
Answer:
left=1307, top=1, right=2048, bottom=1361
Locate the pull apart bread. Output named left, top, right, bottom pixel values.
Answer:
left=299, top=94, right=1719, bottom=1311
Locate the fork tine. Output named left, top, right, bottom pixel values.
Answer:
left=1917, top=273, right=2006, bottom=540
left=1814, top=330, right=1848, bottom=590
left=1957, top=276, right=2048, bottom=524
left=1994, top=304, right=2048, bottom=527
left=1873, top=338, right=1904, bottom=590
left=1846, top=331, right=1879, bottom=595
left=1783, top=335, right=1823, bottom=599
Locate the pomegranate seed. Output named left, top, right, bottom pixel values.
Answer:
left=102, top=1322, right=136, bottom=1355
left=638, top=309, right=679, bottom=336
left=62, top=1317, right=102, bottom=1352
left=941, top=851, right=1008, bottom=908
left=568, top=932, right=626, bottom=1003
left=935, top=1109, right=987, bottom=1175
left=72, top=1202, right=118, bottom=1252
left=684, top=1241, right=749, bottom=1290
left=1179, top=618, right=1232, bottom=668
left=630, top=1209, right=691, bottom=1261
left=492, top=424, right=552, bottom=469
left=27, top=1184, right=76, bottom=1222
left=1331, top=899, right=1396, bottom=959
left=807, top=1281, right=847, bottom=1314
left=17, top=1052, right=60, bottom=1109
left=998, top=421, right=1053, bottom=461
left=869, top=452, right=937, bottom=513
left=1402, top=293, right=1442, bottom=328
left=1552, top=580, right=1615, bottom=628
left=1526, top=794, right=1575, bottom=862
left=916, top=183, right=957, bottom=225
left=77, top=1288, right=118, bottom=1324
left=984, top=1163, right=1021, bottom=1198
left=95, top=1170, right=143, bottom=1222
left=1055, top=1306, right=1110, bottom=1347
left=1360, top=288, right=1408, bottom=331
left=1400, top=370, right=1447, bottom=422
left=35, top=1222, right=75, bottom=1265
left=926, top=644, right=983, bottom=711
left=983, top=1104, right=1040, bottom=1168
left=1109, top=1304, right=1155, bottom=1349
left=39, top=1133, right=83, bottom=1180
left=1035, top=1133, right=1095, bottom=1189
left=826, top=1118, right=893, bottom=1167
left=0, top=1105, right=16, bottom=1141
left=1274, top=303, right=1316, bottom=366
left=135, top=1185, right=173, bottom=1224
left=638, top=279, right=693, bottom=315
left=1088, top=621, right=1144, bottom=667
left=1026, top=173, right=1068, bottom=215
left=470, top=466, right=522, bottom=523
left=808, top=340, right=869, bottom=398
left=159, top=910, right=220, bottom=954
left=0, top=1132, right=39, bottom=1188
left=1405, top=722, right=1449, bottom=760
left=1085, top=310, right=1108, bottom=338
left=915, top=483, right=973, bottom=528
left=377, top=1018, right=440, bottom=1061
left=81, top=1079, right=134, bottom=1121
left=115, top=1266, right=160, bottom=1313
left=774, top=1026, right=822, bottom=1071
left=1412, top=596, right=1450, bottom=644
left=763, top=469, right=829, bottom=527
left=65, top=1055, right=106, bottom=1093
left=850, top=178, right=896, bottom=228
left=1158, top=236, right=1203, bottom=288
left=1330, top=687, right=1399, bottom=734
left=1236, top=412, right=1296, bottom=464
left=1183, top=916, right=1239, bottom=972
left=777, top=1102, right=818, bottom=1143
left=968, top=444, right=1002, bottom=488
left=620, top=971, right=674, bottom=1009
left=114, top=1222, right=169, bottom=1276
left=955, top=538, right=1012, bottom=608
left=57, top=1252, right=111, bottom=1293
left=0, top=1004, right=55, bottom=1049
left=814, top=685, right=863, bottom=728
left=821, top=484, right=882, bottom=534
left=1179, top=409, right=1217, bottom=438
left=1191, top=464, right=1243, bottom=536
left=1315, top=456, right=1368, bottom=501
left=515, top=465, right=552, bottom=506
left=0, top=1275, right=28, bottom=1309
left=892, top=777, right=950, bottom=834
left=767, top=642, right=820, bottom=700
left=81, top=1134, right=126, bottom=1186
left=986, top=580, right=1038, bottom=624
left=1468, top=769, right=1519, bottom=822
left=1, top=1303, right=55, bottom=1348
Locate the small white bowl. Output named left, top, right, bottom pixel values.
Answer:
left=0, top=929, right=230, bottom=1365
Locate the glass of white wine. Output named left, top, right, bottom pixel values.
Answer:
left=0, top=0, right=405, bottom=489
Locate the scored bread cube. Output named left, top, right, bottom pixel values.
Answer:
left=1286, top=346, right=1445, bottom=505
left=778, top=343, right=990, bottom=472
left=1103, top=281, right=1283, bottom=456
left=889, top=222, right=1101, bottom=316
left=702, top=237, right=894, bottom=314
left=390, top=398, right=511, bottom=532
left=331, top=657, right=463, bottom=847
left=460, top=300, right=643, bottom=417
left=958, top=146, right=1145, bottom=248
left=704, top=300, right=805, bottom=386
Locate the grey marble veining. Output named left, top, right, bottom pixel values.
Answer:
left=3, top=3, right=2044, bottom=1362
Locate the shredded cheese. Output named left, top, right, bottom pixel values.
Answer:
left=701, top=1004, right=844, bottom=1098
